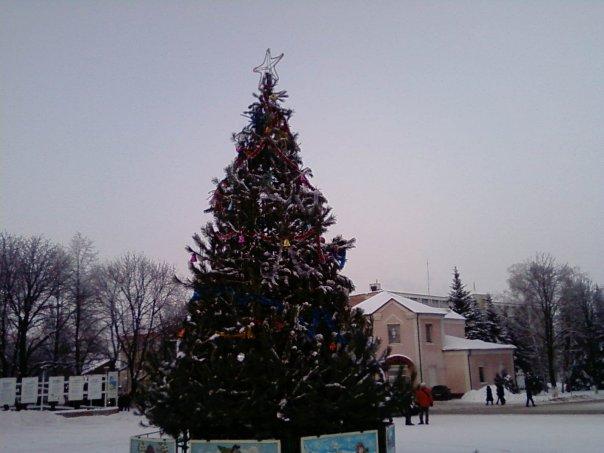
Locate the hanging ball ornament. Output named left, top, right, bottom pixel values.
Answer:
left=237, top=353, right=245, bottom=362
left=329, top=342, right=337, bottom=352
left=283, top=239, right=291, bottom=248
left=238, top=235, right=245, bottom=245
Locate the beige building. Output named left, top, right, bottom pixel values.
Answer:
left=349, top=290, right=516, bottom=394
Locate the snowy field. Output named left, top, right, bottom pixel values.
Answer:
left=461, top=386, right=604, bottom=405
left=2, top=410, right=604, bottom=452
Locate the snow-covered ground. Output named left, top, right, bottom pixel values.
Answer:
left=461, top=386, right=604, bottom=405
left=397, top=414, right=604, bottom=452
left=1, top=410, right=604, bottom=452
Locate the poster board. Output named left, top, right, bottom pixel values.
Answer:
left=87, top=374, right=103, bottom=400
left=106, top=371, right=118, bottom=399
left=20, top=377, right=39, bottom=404
left=68, top=375, right=85, bottom=401
left=386, top=424, right=396, bottom=453
left=190, top=439, right=281, bottom=453
left=130, top=436, right=176, bottom=453
left=300, top=430, right=379, bottom=453
left=0, top=377, right=17, bottom=406
left=47, top=376, right=64, bottom=403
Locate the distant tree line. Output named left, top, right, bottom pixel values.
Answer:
left=448, top=255, right=604, bottom=390
left=0, top=231, right=186, bottom=395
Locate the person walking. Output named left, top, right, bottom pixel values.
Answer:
left=414, top=382, right=433, bottom=425
left=485, top=385, right=494, bottom=405
left=495, top=382, right=506, bottom=405
left=525, top=384, right=536, bottom=407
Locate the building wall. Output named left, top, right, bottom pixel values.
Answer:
left=443, top=319, right=465, bottom=337
left=371, top=301, right=419, bottom=365
left=416, top=315, right=446, bottom=386
left=443, top=351, right=470, bottom=394
left=468, top=350, right=515, bottom=389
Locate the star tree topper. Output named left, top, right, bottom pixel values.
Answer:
left=253, top=48, right=284, bottom=88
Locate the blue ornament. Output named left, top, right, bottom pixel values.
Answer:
left=336, top=249, right=347, bottom=269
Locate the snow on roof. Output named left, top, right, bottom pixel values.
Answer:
left=353, top=291, right=447, bottom=315
left=444, top=310, right=465, bottom=320
left=82, top=358, right=111, bottom=374
left=443, top=335, right=516, bottom=351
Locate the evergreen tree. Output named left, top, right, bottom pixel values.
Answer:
left=447, top=267, right=488, bottom=340
left=483, top=294, right=507, bottom=343
left=142, top=51, right=399, bottom=443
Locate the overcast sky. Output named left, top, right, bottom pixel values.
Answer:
left=2, top=1, right=602, bottom=296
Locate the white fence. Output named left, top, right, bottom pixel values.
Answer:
left=0, top=372, right=119, bottom=409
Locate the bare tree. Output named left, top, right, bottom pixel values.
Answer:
left=97, top=253, right=183, bottom=395
left=0, top=233, right=21, bottom=376
left=507, top=253, right=571, bottom=386
left=68, top=233, right=102, bottom=373
left=1, top=234, right=71, bottom=376
left=559, top=274, right=604, bottom=389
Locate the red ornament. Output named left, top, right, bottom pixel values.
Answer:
left=329, top=342, right=337, bottom=352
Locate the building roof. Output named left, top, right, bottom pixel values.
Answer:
left=442, top=335, right=516, bottom=351
left=352, top=291, right=450, bottom=316
left=349, top=291, right=381, bottom=307
left=443, top=310, right=466, bottom=320
left=82, top=358, right=111, bottom=375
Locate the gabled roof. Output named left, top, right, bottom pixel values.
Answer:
left=352, top=291, right=448, bottom=316
left=443, top=335, right=516, bottom=351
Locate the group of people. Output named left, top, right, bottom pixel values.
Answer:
left=486, top=382, right=536, bottom=407
left=405, top=382, right=434, bottom=426
left=485, top=381, right=506, bottom=405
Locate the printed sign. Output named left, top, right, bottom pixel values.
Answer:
left=20, top=377, right=38, bottom=404
left=190, top=439, right=281, bottom=453
left=0, top=377, right=17, bottom=406
left=301, top=430, right=379, bottom=453
left=87, top=374, right=103, bottom=400
left=68, top=375, right=85, bottom=401
left=106, top=371, right=118, bottom=399
left=47, top=376, right=64, bottom=402
left=130, top=436, right=176, bottom=453
left=386, top=424, right=395, bottom=453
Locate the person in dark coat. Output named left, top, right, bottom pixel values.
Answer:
left=404, top=406, right=414, bottom=426
left=495, top=382, right=506, bottom=405
left=525, top=384, right=536, bottom=407
left=485, top=385, right=494, bottom=405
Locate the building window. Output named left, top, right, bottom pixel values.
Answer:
left=425, top=323, right=433, bottom=343
left=479, top=366, right=486, bottom=383
left=387, top=324, right=401, bottom=344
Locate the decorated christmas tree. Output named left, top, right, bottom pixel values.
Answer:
left=142, top=50, right=399, bottom=444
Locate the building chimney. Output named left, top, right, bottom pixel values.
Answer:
left=369, top=280, right=381, bottom=292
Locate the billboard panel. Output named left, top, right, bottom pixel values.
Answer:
left=47, top=376, right=64, bottom=403
left=87, top=374, right=103, bottom=400
left=190, top=439, right=280, bottom=453
left=106, top=371, right=118, bottom=399
left=130, top=436, right=176, bottom=453
left=68, top=375, right=85, bottom=401
left=300, top=430, right=379, bottom=453
left=20, top=377, right=38, bottom=404
left=0, top=377, right=17, bottom=406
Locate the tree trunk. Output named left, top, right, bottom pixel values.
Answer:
left=74, top=297, right=82, bottom=374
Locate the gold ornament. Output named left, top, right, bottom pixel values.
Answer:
left=283, top=239, right=291, bottom=248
